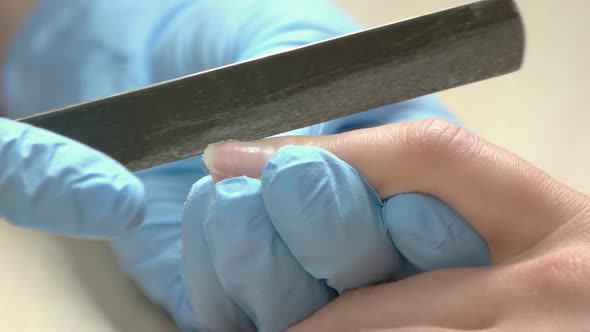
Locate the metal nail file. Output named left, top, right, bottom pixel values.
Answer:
left=17, top=0, right=525, bottom=171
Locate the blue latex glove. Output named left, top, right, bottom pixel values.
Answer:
left=0, top=118, right=144, bottom=238
left=2, top=0, right=490, bottom=331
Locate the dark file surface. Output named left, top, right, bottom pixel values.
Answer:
left=18, top=0, right=525, bottom=171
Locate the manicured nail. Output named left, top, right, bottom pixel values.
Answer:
left=203, top=140, right=275, bottom=182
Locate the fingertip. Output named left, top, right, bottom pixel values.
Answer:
left=0, top=119, right=146, bottom=238
left=85, top=167, right=147, bottom=234
left=204, top=175, right=334, bottom=331
left=185, top=174, right=214, bottom=207
left=383, top=193, right=490, bottom=271
left=47, top=145, right=148, bottom=238
left=261, top=145, right=343, bottom=220
left=203, top=141, right=274, bottom=181
left=262, top=145, right=401, bottom=293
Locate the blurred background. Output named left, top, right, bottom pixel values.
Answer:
left=1, top=0, right=588, bottom=331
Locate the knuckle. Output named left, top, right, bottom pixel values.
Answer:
left=404, top=118, right=481, bottom=164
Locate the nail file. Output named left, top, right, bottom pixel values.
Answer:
left=17, top=0, right=525, bottom=171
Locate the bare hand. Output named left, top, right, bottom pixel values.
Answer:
left=206, top=118, right=590, bottom=331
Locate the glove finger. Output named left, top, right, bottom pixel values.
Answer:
left=261, top=145, right=402, bottom=294
left=182, top=176, right=255, bottom=332
left=204, top=176, right=335, bottom=332
left=0, top=119, right=144, bottom=238
left=383, top=193, right=490, bottom=272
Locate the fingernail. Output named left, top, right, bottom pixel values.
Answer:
left=203, top=140, right=275, bottom=182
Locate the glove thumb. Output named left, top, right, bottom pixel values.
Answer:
left=1, top=119, right=145, bottom=239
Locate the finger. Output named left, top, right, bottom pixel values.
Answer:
left=202, top=176, right=335, bottom=332
left=181, top=176, right=255, bottom=331
left=261, top=145, right=402, bottom=293
left=375, top=328, right=502, bottom=332
left=288, top=241, right=590, bottom=332
left=285, top=264, right=512, bottom=331
left=0, top=118, right=145, bottom=238
left=356, top=327, right=472, bottom=332
left=384, top=193, right=489, bottom=271
left=203, top=119, right=586, bottom=262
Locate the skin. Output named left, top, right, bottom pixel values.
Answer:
left=0, top=0, right=37, bottom=116
left=205, top=118, right=590, bottom=331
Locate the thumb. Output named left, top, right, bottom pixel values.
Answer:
left=1, top=119, right=145, bottom=239
left=203, top=118, right=585, bottom=262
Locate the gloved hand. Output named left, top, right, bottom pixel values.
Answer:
left=2, top=0, right=490, bottom=331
